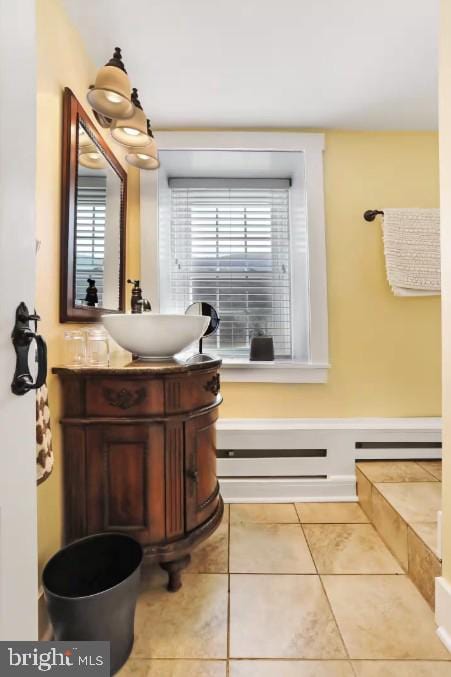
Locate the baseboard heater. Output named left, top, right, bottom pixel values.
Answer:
left=216, top=417, right=441, bottom=502
left=355, top=440, right=441, bottom=459
left=217, top=446, right=352, bottom=503
left=217, top=449, right=327, bottom=458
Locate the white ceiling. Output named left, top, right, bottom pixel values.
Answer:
left=63, top=0, right=438, bottom=131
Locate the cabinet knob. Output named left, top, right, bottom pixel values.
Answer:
left=187, top=469, right=199, bottom=483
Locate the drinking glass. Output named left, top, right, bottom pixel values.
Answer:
left=64, top=330, right=86, bottom=367
left=86, top=327, right=110, bottom=366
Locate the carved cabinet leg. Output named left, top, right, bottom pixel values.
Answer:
left=160, top=554, right=191, bottom=592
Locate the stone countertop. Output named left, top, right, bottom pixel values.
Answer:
left=52, top=354, right=222, bottom=376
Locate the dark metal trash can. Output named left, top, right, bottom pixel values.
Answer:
left=43, top=533, right=143, bottom=675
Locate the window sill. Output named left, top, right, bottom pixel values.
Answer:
left=219, top=359, right=330, bottom=383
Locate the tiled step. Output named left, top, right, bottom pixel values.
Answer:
left=356, top=460, right=442, bottom=609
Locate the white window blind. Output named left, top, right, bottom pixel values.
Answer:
left=75, top=176, right=107, bottom=304
left=168, top=178, right=292, bottom=358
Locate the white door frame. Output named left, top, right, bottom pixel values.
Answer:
left=0, top=0, right=38, bottom=639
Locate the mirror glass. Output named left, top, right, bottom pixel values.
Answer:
left=74, top=121, right=122, bottom=311
left=185, top=302, right=220, bottom=336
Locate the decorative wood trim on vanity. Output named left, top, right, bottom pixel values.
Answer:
left=204, top=373, right=220, bottom=396
left=102, top=386, right=147, bottom=410
left=165, top=425, right=185, bottom=539
left=59, top=397, right=223, bottom=426
left=165, top=380, right=181, bottom=411
left=198, top=480, right=220, bottom=513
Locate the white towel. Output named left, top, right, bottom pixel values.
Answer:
left=382, top=208, right=440, bottom=296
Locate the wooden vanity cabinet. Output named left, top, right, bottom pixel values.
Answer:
left=54, top=358, right=223, bottom=592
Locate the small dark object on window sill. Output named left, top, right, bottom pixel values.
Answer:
left=250, top=336, right=274, bottom=361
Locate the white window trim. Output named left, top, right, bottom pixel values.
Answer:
left=140, top=131, right=329, bottom=383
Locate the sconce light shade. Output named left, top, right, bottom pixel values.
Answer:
left=79, top=144, right=108, bottom=170
left=125, top=121, right=160, bottom=169
left=87, top=48, right=134, bottom=120
left=126, top=142, right=160, bottom=170
left=111, top=88, right=150, bottom=147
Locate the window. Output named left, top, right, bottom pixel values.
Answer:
left=75, top=176, right=107, bottom=304
left=142, top=132, right=328, bottom=382
left=168, top=178, right=291, bottom=358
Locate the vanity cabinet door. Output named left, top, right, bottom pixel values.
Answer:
left=86, top=424, right=166, bottom=545
left=185, top=410, right=220, bottom=532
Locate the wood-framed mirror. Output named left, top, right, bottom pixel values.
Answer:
left=60, top=87, right=127, bottom=322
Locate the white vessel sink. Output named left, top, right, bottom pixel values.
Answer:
left=102, top=313, right=209, bottom=359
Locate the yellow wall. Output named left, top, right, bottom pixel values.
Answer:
left=220, top=131, right=441, bottom=418
left=439, top=0, right=451, bottom=581
left=36, top=0, right=141, bottom=574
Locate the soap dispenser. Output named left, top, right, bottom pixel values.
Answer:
left=127, top=279, right=143, bottom=313
left=85, top=278, right=98, bottom=306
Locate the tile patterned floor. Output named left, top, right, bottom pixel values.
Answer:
left=120, top=501, right=450, bottom=676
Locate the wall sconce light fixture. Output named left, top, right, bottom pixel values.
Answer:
left=87, top=49, right=159, bottom=170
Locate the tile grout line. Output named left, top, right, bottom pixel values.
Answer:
left=409, top=460, right=442, bottom=483
left=298, top=517, right=318, bottom=575
left=348, top=658, right=359, bottom=677
left=294, top=502, right=302, bottom=523
left=299, top=513, right=353, bottom=663
left=317, top=571, right=353, bottom=663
